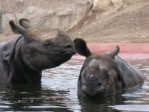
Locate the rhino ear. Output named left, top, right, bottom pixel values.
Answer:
left=73, top=38, right=91, bottom=57
left=9, top=20, right=26, bottom=35
left=19, top=18, right=31, bottom=29
left=108, top=46, right=120, bottom=59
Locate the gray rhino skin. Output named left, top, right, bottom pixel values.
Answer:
left=0, top=19, right=76, bottom=83
left=74, top=38, right=146, bottom=97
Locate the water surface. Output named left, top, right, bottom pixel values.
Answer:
left=0, top=55, right=149, bottom=111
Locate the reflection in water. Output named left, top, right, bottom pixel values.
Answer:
left=79, top=94, right=124, bottom=112
left=0, top=83, right=72, bottom=111
left=0, top=56, right=149, bottom=111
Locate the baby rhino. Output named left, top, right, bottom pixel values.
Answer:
left=74, top=38, right=146, bottom=98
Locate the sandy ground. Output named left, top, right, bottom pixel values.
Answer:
left=67, top=0, right=149, bottom=43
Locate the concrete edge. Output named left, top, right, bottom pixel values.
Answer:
left=72, top=43, right=149, bottom=59
left=88, top=43, right=149, bottom=53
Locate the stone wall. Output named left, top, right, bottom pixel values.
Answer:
left=1, top=0, right=136, bottom=34
left=1, top=0, right=91, bottom=34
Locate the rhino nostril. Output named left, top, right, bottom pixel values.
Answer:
left=65, top=44, right=72, bottom=48
left=98, top=82, right=102, bottom=86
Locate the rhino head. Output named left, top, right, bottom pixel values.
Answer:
left=74, top=38, right=123, bottom=97
left=9, top=19, right=76, bottom=71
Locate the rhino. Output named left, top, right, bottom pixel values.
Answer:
left=74, top=38, right=146, bottom=97
left=0, top=19, right=76, bottom=83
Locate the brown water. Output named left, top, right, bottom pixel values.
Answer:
left=0, top=55, right=149, bottom=111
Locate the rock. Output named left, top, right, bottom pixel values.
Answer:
left=92, top=0, right=113, bottom=12
left=1, top=0, right=91, bottom=34
left=16, top=0, right=24, bottom=2
left=111, top=0, right=123, bottom=10
left=56, top=9, right=72, bottom=16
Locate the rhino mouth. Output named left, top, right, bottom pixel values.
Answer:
left=82, top=82, right=105, bottom=97
left=60, top=50, right=76, bottom=56
left=84, top=81, right=101, bottom=87
left=82, top=85, right=105, bottom=96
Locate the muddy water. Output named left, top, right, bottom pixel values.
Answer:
left=0, top=55, right=149, bottom=111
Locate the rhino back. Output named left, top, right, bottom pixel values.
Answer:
left=115, top=56, right=146, bottom=91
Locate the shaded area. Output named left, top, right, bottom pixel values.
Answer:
left=0, top=83, right=72, bottom=111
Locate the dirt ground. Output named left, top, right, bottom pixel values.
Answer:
left=67, top=0, right=149, bottom=43
left=1, top=0, right=149, bottom=43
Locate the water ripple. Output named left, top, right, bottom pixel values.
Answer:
left=0, top=56, right=149, bottom=111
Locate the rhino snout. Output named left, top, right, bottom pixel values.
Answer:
left=84, top=75, right=101, bottom=87
left=82, top=75, right=105, bottom=96
left=63, top=44, right=76, bottom=55
left=82, top=84, right=105, bottom=96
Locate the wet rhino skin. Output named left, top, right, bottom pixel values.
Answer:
left=0, top=19, right=76, bottom=83
left=74, top=38, right=146, bottom=97
left=115, top=56, right=146, bottom=92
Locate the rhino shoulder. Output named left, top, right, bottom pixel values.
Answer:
left=114, top=56, right=146, bottom=91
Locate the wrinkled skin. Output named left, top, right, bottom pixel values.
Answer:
left=0, top=19, right=76, bottom=83
left=74, top=38, right=146, bottom=98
